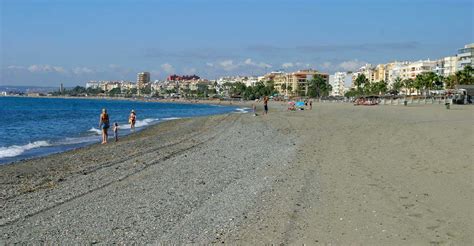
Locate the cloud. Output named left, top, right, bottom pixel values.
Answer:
left=161, top=63, right=175, bottom=73
left=72, top=67, right=94, bottom=75
left=337, top=59, right=367, bottom=71
left=243, top=58, right=272, bottom=69
left=282, top=62, right=294, bottom=69
left=218, top=60, right=238, bottom=71
left=27, top=64, right=67, bottom=73
left=206, top=62, right=214, bottom=67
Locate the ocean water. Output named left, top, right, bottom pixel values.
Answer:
left=0, top=97, right=245, bottom=164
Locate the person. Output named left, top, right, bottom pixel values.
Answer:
left=129, top=110, right=136, bottom=131
left=113, top=122, right=119, bottom=142
left=252, top=99, right=258, bottom=116
left=263, top=96, right=269, bottom=115
left=309, top=99, right=313, bottom=110
left=99, top=108, right=110, bottom=144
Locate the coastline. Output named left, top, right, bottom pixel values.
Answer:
left=0, top=96, right=250, bottom=165
left=1, top=103, right=472, bottom=244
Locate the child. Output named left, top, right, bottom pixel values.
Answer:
left=113, top=122, right=119, bottom=142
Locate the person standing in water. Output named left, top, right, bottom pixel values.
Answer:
left=113, top=122, right=119, bottom=142
left=99, top=108, right=110, bottom=144
left=129, top=110, right=136, bottom=131
left=263, top=96, right=269, bottom=115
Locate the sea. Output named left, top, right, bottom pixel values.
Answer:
left=0, top=97, right=247, bottom=164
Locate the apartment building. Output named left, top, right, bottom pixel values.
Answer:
left=457, top=43, right=473, bottom=70
left=330, top=72, right=352, bottom=96
left=272, top=69, right=329, bottom=96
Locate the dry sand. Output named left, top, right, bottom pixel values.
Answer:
left=0, top=102, right=473, bottom=244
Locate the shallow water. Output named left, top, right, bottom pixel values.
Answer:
left=0, top=97, right=242, bottom=164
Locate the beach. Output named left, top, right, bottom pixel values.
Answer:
left=0, top=102, right=472, bottom=244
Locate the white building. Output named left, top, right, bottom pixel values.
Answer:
left=457, top=43, right=473, bottom=70
left=330, top=72, right=352, bottom=96
left=86, top=81, right=100, bottom=89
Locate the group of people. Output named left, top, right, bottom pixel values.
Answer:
left=252, top=96, right=269, bottom=116
left=99, top=109, right=137, bottom=144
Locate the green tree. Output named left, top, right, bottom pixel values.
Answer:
left=108, top=87, right=121, bottom=97
left=390, top=77, right=403, bottom=94
left=308, top=75, right=332, bottom=98
left=354, top=74, right=369, bottom=95
left=456, top=65, right=474, bottom=85
left=403, top=78, right=414, bottom=95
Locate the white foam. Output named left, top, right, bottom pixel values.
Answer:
left=88, top=127, right=102, bottom=135
left=162, top=117, right=181, bottom=121
left=120, top=118, right=160, bottom=129
left=56, top=136, right=97, bottom=145
left=0, top=141, right=51, bottom=158
left=234, top=107, right=250, bottom=113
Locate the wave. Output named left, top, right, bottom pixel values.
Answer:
left=0, top=141, right=51, bottom=158
left=234, top=107, right=250, bottom=113
left=119, top=118, right=160, bottom=129
left=88, top=127, right=102, bottom=135
left=162, top=117, right=181, bottom=121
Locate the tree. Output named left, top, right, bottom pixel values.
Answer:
left=308, top=75, right=332, bottom=98
left=108, top=87, right=121, bottom=97
left=403, top=78, right=414, bottom=95
left=355, top=74, right=368, bottom=88
left=456, top=65, right=474, bottom=85
left=390, top=77, right=403, bottom=94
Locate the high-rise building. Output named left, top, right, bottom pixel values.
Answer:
left=60, top=83, right=64, bottom=93
left=457, top=43, right=473, bottom=70
left=137, top=72, right=150, bottom=96
left=137, top=72, right=150, bottom=88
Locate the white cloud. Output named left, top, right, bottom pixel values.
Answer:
left=218, top=60, right=238, bottom=71
left=206, top=62, right=214, bottom=67
left=282, top=62, right=294, bottom=69
left=72, top=67, right=94, bottom=75
left=161, top=63, right=175, bottom=73
left=27, top=64, right=67, bottom=73
left=243, top=58, right=272, bottom=69
left=338, top=59, right=367, bottom=71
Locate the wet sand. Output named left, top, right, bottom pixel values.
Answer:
left=1, top=103, right=472, bottom=244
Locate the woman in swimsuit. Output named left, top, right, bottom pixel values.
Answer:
left=99, top=108, right=110, bottom=144
left=129, top=110, right=136, bottom=131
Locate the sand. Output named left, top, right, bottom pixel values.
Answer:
left=0, top=102, right=473, bottom=244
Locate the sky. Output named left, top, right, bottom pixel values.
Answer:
left=1, top=0, right=473, bottom=86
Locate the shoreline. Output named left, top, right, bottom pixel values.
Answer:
left=0, top=96, right=251, bottom=165
left=1, top=103, right=472, bottom=244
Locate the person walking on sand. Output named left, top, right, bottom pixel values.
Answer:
left=309, top=99, right=313, bottom=110
left=252, top=99, right=258, bottom=116
left=129, top=110, right=136, bottom=131
left=99, top=108, right=110, bottom=144
left=263, top=96, right=269, bottom=115
left=113, top=122, right=119, bottom=142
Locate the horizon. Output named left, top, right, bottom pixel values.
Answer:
left=1, top=0, right=473, bottom=87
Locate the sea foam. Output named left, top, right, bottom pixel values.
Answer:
left=0, top=141, right=51, bottom=158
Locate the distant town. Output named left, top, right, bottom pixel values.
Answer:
left=2, top=43, right=472, bottom=99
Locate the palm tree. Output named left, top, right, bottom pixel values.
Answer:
left=456, top=65, right=474, bottom=85
left=403, top=78, right=414, bottom=95
left=392, top=77, right=403, bottom=94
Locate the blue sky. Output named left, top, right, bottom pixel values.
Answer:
left=1, top=0, right=473, bottom=86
